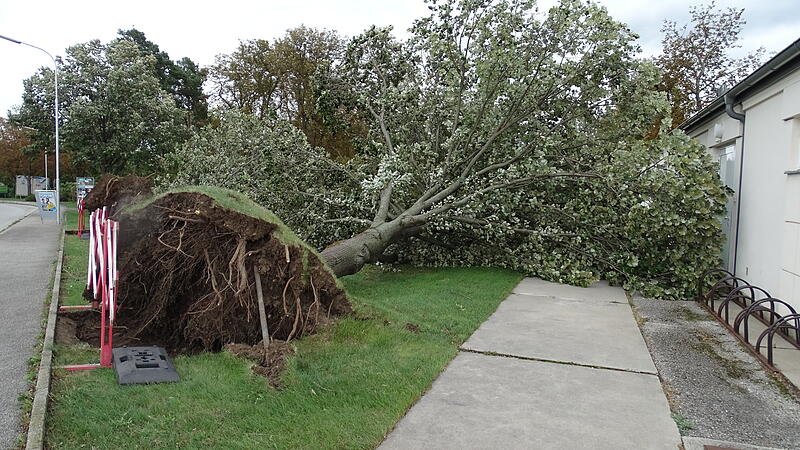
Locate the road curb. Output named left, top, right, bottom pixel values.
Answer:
left=25, top=230, right=65, bottom=450
left=0, top=200, right=36, bottom=207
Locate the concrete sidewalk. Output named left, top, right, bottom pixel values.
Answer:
left=381, top=278, right=681, bottom=450
left=0, top=209, right=60, bottom=448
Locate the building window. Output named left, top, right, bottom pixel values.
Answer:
left=787, top=118, right=800, bottom=174
left=795, top=118, right=800, bottom=169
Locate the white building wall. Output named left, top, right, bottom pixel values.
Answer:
left=778, top=77, right=800, bottom=312
left=687, top=69, right=800, bottom=314
left=737, top=92, right=787, bottom=297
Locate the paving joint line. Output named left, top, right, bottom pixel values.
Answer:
left=509, top=292, right=629, bottom=305
left=458, top=347, right=659, bottom=376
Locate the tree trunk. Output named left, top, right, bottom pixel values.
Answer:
left=319, top=218, right=419, bottom=277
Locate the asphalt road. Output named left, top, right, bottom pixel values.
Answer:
left=0, top=204, right=59, bottom=449
left=0, top=202, right=35, bottom=232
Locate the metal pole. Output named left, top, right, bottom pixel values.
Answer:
left=253, top=267, right=270, bottom=364
left=44, top=152, right=48, bottom=187
left=0, top=34, right=61, bottom=223
left=54, top=59, right=60, bottom=223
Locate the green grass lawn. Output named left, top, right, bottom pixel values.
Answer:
left=60, top=234, right=90, bottom=307
left=61, top=202, right=79, bottom=229
left=60, top=202, right=89, bottom=307
left=48, top=257, right=521, bottom=448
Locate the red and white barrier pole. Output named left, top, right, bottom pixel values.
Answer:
left=63, top=208, right=119, bottom=371
left=77, top=198, right=84, bottom=238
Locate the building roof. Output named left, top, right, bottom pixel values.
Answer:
left=679, top=37, right=800, bottom=131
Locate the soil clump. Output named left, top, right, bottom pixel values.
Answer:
left=83, top=174, right=152, bottom=213
left=225, top=341, right=295, bottom=387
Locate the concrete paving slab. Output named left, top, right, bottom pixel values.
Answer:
left=512, top=277, right=626, bottom=304
left=380, top=352, right=681, bottom=450
left=462, top=294, right=657, bottom=373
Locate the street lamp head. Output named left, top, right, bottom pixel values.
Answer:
left=0, top=34, right=22, bottom=44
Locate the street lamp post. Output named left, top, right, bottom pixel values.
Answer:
left=0, top=33, right=61, bottom=223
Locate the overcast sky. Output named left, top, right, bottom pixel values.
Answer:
left=0, top=0, right=797, bottom=118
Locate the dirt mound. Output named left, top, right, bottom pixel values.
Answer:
left=83, top=174, right=153, bottom=213
left=55, top=315, right=81, bottom=345
left=84, top=180, right=350, bottom=354
left=226, top=341, right=295, bottom=387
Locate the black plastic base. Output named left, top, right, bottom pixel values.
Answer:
left=112, top=346, right=180, bottom=385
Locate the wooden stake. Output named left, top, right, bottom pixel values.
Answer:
left=253, top=266, right=270, bottom=364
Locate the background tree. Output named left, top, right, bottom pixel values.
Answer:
left=209, top=26, right=364, bottom=158
left=11, top=37, right=188, bottom=175
left=0, top=118, right=34, bottom=187
left=118, top=28, right=209, bottom=127
left=166, top=0, right=727, bottom=299
left=656, top=1, right=765, bottom=126
left=7, top=65, right=57, bottom=163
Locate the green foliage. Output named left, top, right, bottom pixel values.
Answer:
left=400, top=130, right=727, bottom=299
left=48, top=266, right=521, bottom=448
left=59, top=181, right=76, bottom=202
left=671, top=412, right=695, bottom=435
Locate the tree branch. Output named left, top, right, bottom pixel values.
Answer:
left=418, top=172, right=601, bottom=219
left=371, top=180, right=394, bottom=226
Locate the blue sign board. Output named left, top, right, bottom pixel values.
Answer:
left=34, top=190, right=58, bottom=222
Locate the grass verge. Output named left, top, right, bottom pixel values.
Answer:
left=59, top=234, right=90, bottom=307
left=47, top=263, right=521, bottom=448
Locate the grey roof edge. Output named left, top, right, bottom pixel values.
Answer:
left=679, top=37, right=800, bottom=131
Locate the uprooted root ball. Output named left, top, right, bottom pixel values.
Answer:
left=83, top=174, right=153, bottom=213
left=103, top=187, right=351, bottom=353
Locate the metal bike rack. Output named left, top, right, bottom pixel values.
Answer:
left=756, top=314, right=800, bottom=365
left=697, top=269, right=800, bottom=371
left=717, top=284, right=771, bottom=323
left=734, top=298, right=800, bottom=347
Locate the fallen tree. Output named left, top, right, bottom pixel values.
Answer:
left=83, top=176, right=351, bottom=353
left=163, top=0, right=728, bottom=299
